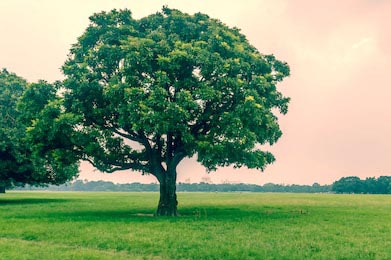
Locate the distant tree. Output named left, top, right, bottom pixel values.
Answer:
left=332, top=176, right=364, bottom=194
left=0, top=69, right=78, bottom=192
left=376, top=176, right=391, bottom=194
left=332, top=176, right=391, bottom=194
left=312, top=182, right=320, bottom=188
left=31, top=8, right=290, bottom=215
left=363, top=177, right=377, bottom=194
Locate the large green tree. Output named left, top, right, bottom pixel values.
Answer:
left=54, top=8, right=289, bottom=215
left=0, top=69, right=78, bottom=192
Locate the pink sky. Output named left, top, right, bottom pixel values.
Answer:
left=1, top=0, right=390, bottom=184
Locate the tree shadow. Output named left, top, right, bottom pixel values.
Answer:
left=38, top=205, right=308, bottom=223
left=0, top=196, right=308, bottom=222
left=178, top=205, right=308, bottom=220
left=42, top=209, right=155, bottom=222
left=0, top=198, right=70, bottom=205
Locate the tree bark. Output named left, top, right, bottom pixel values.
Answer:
left=0, top=186, right=5, bottom=193
left=156, top=168, right=178, bottom=216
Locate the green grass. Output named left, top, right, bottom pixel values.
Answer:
left=0, top=192, right=390, bottom=259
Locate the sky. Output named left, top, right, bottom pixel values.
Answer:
left=1, top=0, right=390, bottom=185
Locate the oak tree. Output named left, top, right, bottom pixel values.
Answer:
left=58, top=8, right=290, bottom=215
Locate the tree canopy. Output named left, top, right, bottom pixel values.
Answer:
left=29, top=7, right=290, bottom=214
left=0, top=69, right=78, bottom=191
left=332, top=176, right=391, bottom=194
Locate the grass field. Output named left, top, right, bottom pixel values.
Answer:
left=0, top=192, right=390, bottom=260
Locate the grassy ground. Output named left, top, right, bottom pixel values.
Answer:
left=0, top=192, right=390, bottom=260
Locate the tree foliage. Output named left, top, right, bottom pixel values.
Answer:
left=31, top=8, right=290, bottom=214
left=0, top=69, right=78, bottom=190
left=332, top=176, right=391, bottom=194
left=61, top=8, right=289, bottom=170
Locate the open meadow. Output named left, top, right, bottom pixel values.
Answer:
left=0, top=192, right=390, bottom=259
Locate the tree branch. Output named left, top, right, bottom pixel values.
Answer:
left=82, top=156, right=149, bottom=174
left=112, top=127, right=146, bottom=144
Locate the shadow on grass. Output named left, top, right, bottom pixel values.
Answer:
left=0, top=198, right=70, bottom=206
left=0, top=195, right=308, bottom=222
left=38, top=205, right=308, bottom=223
left=179, top=205, right=308, bottom=220
left=44, top=210, right=155, bottom=222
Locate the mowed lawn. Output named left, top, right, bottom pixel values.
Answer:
left=0, top=192, right=390, bottom=260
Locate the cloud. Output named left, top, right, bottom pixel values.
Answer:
left=351, top=38, right=372, bottom=49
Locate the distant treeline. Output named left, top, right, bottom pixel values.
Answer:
left=13, top=180, right=332, bottom=193
left=332, top=176, right=391, bottom=194
left=11, top=175, right=391, bottom=194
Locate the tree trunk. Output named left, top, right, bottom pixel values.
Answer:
left=0, top=186, right=5, bottom=193
left=156, top=169, right=178, bottom=216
